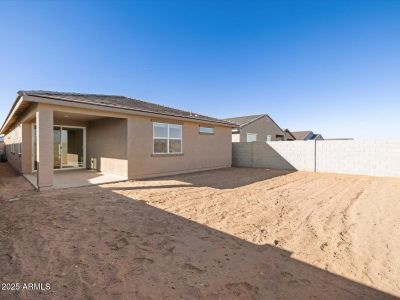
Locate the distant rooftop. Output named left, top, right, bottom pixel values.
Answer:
left=291, top=131, right=313, bottom=140
left=223, top=114, right=265, bottom=127
left=291, top=131, right=323, bottom=140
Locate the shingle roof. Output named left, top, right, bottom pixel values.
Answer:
left=18, top=90, right=236, bottom=126
left=310, top=133, right=323, bottom=140
left=291, top=131, right=323, bottom=140
left=283, top=129, right=296, bottom=140
left=223, top=114, right=265, bottom=127
left=291, top=131, right=313, bottom=140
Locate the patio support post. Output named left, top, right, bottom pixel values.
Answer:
left=126, top=118, right=134, bottom=179
left=36, top=107, right=54, bottom=189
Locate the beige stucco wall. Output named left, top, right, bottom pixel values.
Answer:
left=35, top=107, right=54, bottom=188
left=4, top=124, right=23, bottom=172
left=21, top=123, right=33, bottom=173
left=87, top=118, right=128, bottom=177
left=127, top=115, right=232, bottom=179
left=4, top=123, right=34, bottom=174
left=87, top=115, right=232, bottom=179
left=3, top=102, right=38, bottom=175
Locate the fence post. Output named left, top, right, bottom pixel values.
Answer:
left=251, top=142, right=254, bottom=168
left=314, top=140, right=317, bottom=172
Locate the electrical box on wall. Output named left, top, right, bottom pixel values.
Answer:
left=91, top=158, right=97, bottom=170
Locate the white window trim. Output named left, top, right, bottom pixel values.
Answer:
left=153, top=122, right=183, bottom=154
left=246, top=133, right=258, bottom=142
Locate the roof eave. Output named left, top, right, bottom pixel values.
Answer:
left=0, top=94, right=24, bottom=135
left=235, top=114, right=266, bottom=129
left=21, top=94, right=238, bottom=128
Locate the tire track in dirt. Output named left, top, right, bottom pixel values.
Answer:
left=2, top=166, right=400, bottom=298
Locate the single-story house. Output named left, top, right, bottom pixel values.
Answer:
left=0, top=91, right=236, bottom=190
left=291, top=131, right=324, bottom=141
left=223, top=114, right=288, bottom=142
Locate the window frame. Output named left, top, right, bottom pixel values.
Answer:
left=246, top=133, right=258, bottom=143
left=152, top=122, right=183, bottom=155
left=199, top=126, right=215, bottom=135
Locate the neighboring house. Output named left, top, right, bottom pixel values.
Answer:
left=291, top=131, right=324, bottom=141
left=223, top=114, right=287, bottom=142
left=283, top=129, right=296, bottom=141
left=0, top=90, right=236, bottom=189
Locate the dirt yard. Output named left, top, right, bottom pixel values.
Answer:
left=1, top=163, right=399, bottom=299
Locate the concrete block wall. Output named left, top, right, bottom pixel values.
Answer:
left=232, top=140, right=400, bottom=178
left=265, top=141, right=316, bottom=171
left=252, top=143, right=296, bottom=170
left=232, top=142, right=314, bottom=171
left=232, top=143, right=253, bottom=167
left=316, top=140, right=400, bottom=177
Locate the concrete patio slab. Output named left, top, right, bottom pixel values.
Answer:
left=24, top=169, right=128, bottom=190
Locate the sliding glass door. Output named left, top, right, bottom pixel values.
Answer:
left=55, top=127, right=84, bottom=169
left=62, top=127, right=84, bottom=168
left=33, top=126, right=85, bottom=171
left=54, top=127, right=62, bottom=169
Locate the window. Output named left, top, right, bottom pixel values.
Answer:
left=199, top=126, right=214, bottom=134
left=232, top=133, right=240, bottom=142
left=266, top=135, right=272, bottom=141
left=153, top=122, right=182, bottom=154
left=246, top=133, right=257, bottom=142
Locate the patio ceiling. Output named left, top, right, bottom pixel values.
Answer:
left=53, top=111, right=105, bottom=122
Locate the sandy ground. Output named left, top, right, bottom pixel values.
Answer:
left=0, top=163, right=399, bottom=299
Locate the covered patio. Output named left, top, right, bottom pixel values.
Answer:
left=12, top=99, right=130, bottom=190
left=24, top=169, right=127, bottom=190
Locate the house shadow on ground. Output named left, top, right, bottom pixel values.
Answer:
left=110, top=167, right=296, bottom=191
left=0, top=167, right=398, bottom=299
left=232, top=142, right=302, bottom=171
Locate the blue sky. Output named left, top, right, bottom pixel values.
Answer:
left=0, top=0, right=399, bottom=138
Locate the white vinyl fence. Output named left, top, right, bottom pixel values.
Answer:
left=232, top=140, right=400, bottom=177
